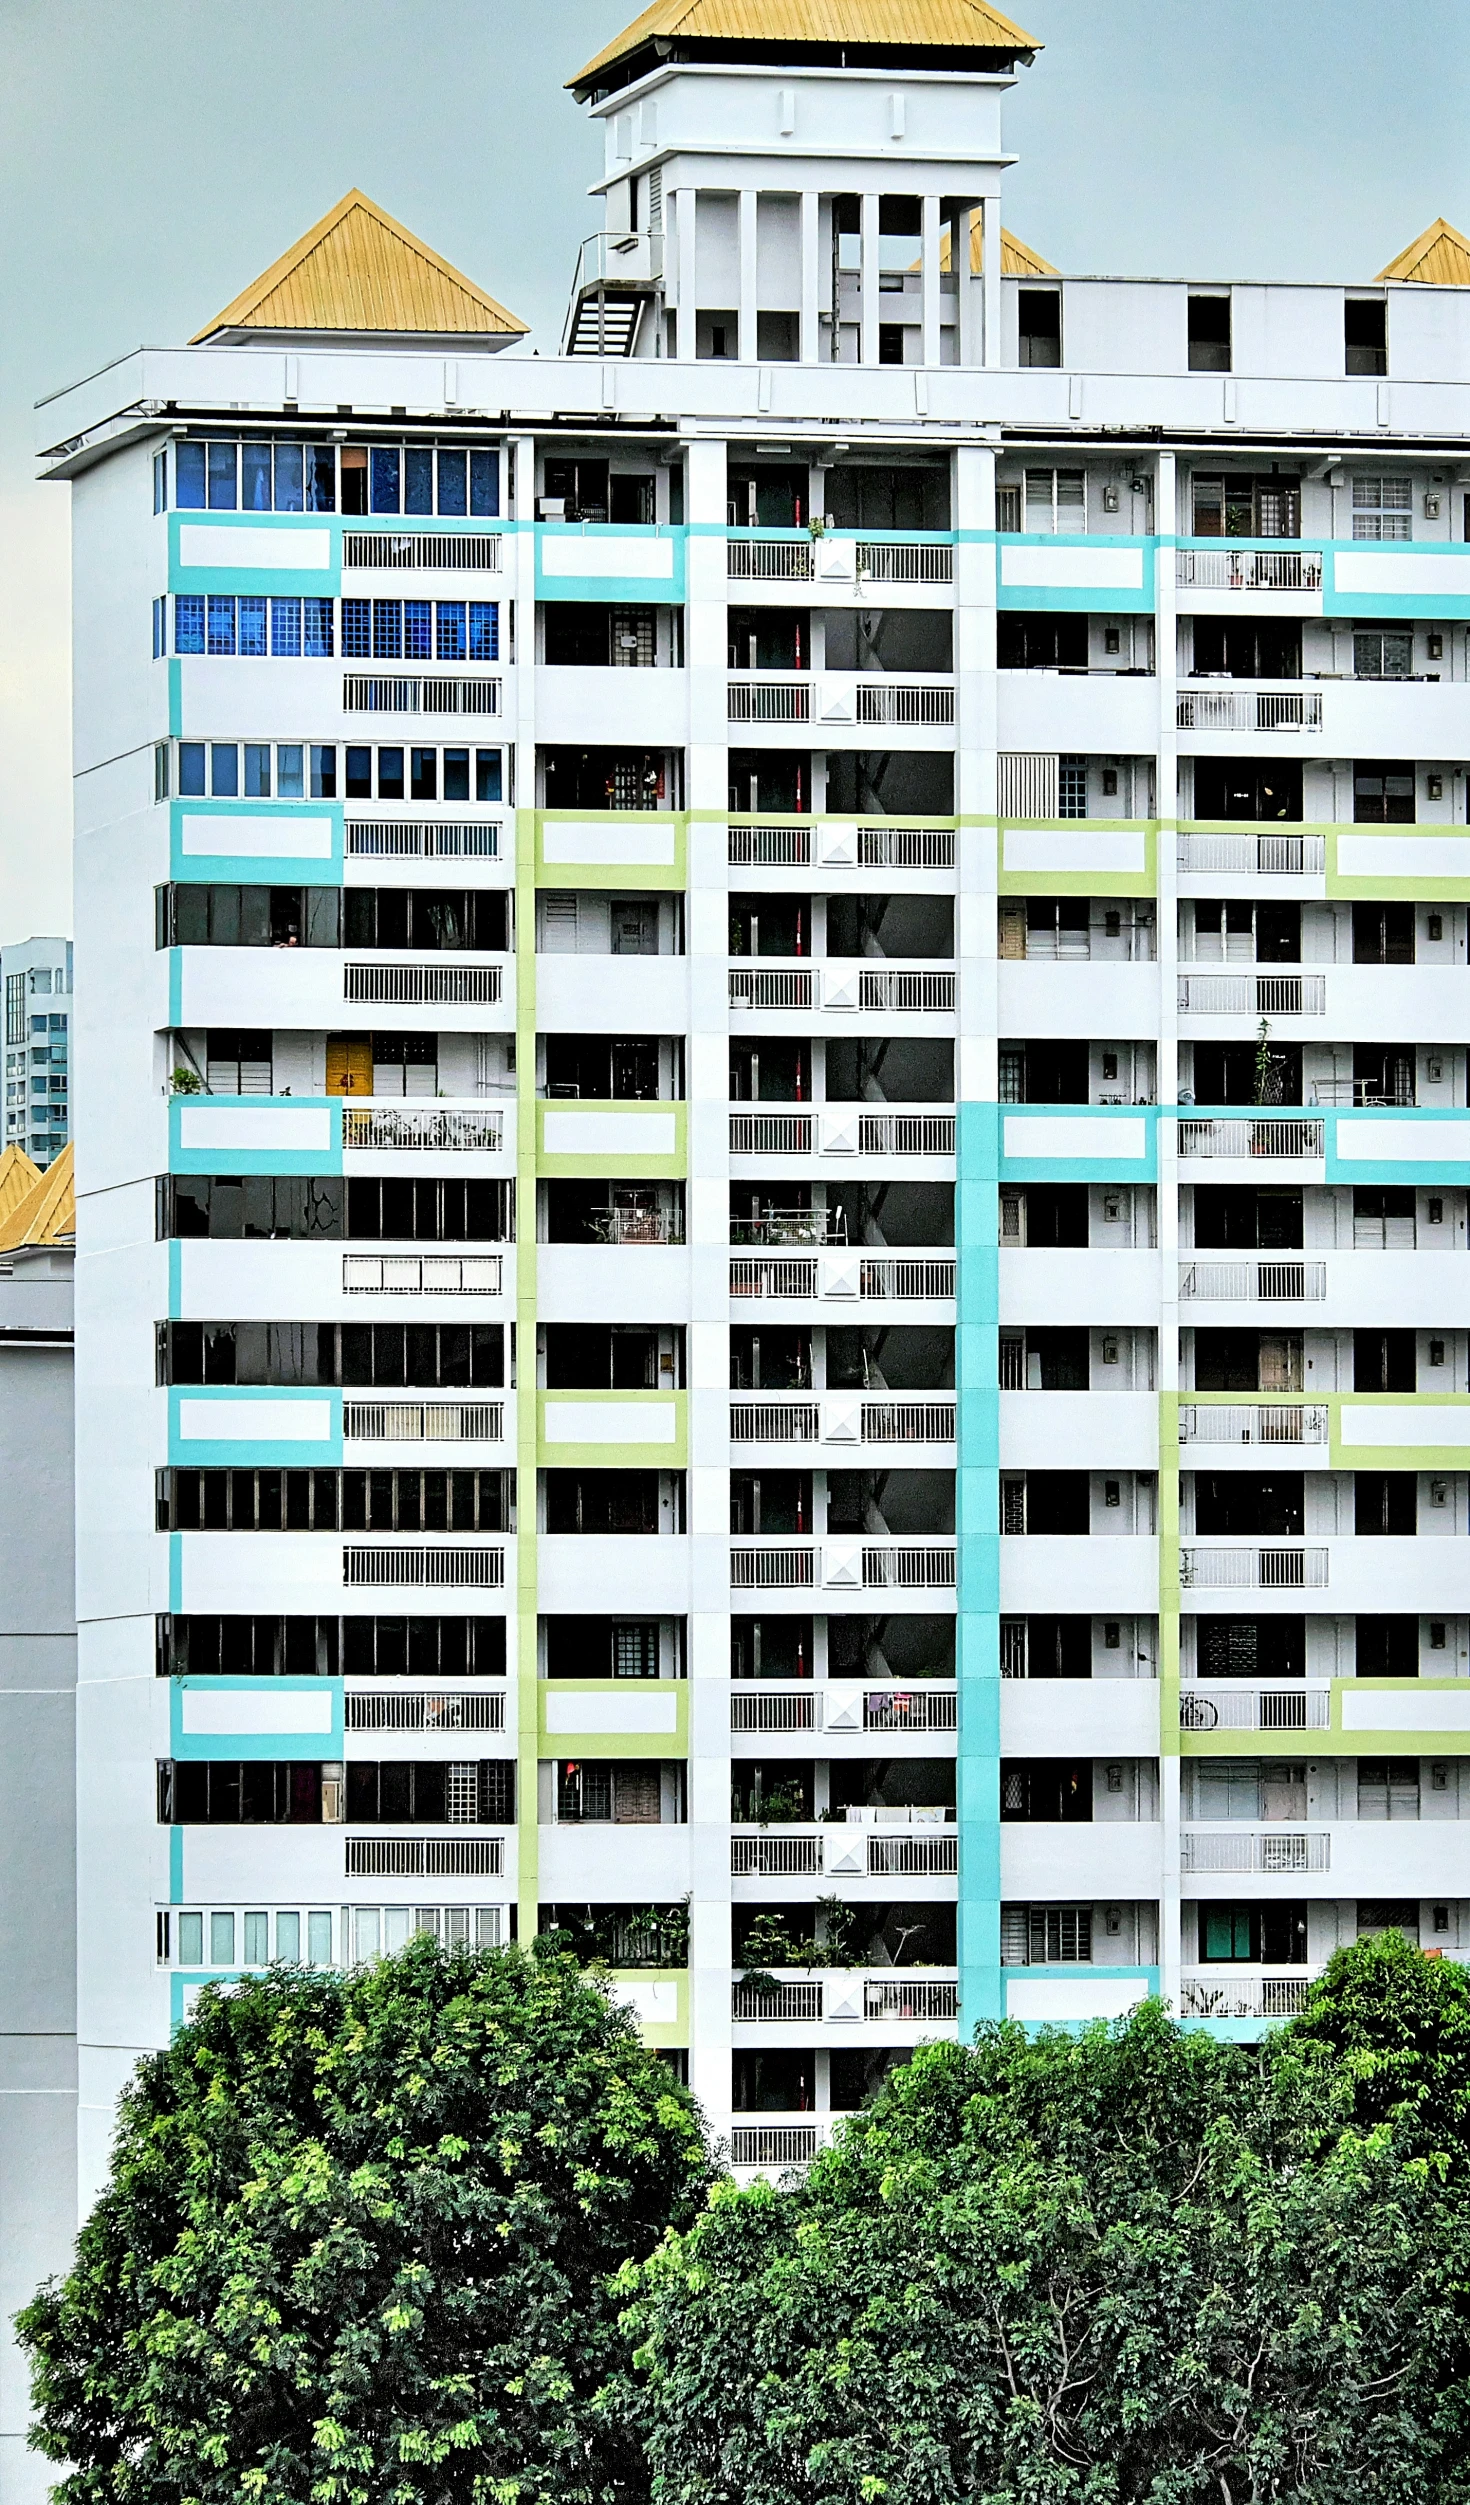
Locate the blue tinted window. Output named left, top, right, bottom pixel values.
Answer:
left=206, top=596, right=236, bottom=656
left=207, top=443, right=237, bottom=510
left=437, top=450, right=467, bottom=515
left=304, top=600, right=334, bottom=657
left=405, top=447, right=433, bottom=515
left=469, top=602, right=499, bottom=662
left=244, top=745, right=272, bottom=797
left=211, top=744, right=239, bottom=797
left=174, top=597, right=205, bottom=655
left=405, top=601, right=432, bottom=662
left=444, top=748, right=469, bottom=801
left=278, top=745, right=305, bottom=799
left=310, top=745, right=336, bottom=799
left=179, top=743, right=207, bottom=796
left=470, top=450, right=498, bottom=517
left=270, top=598, right=302, bottom=657
left=372, top=601, right=402, bottom=661
left=370, top=448, right=400, bottom=514
left=176, top=443, right=207, bottom=508
left=305, top=445, right=336, bottom=512
left=341, top=599, right=371, bottom=660
left=241, top=444, right=272, bottom=510
left=476, top=748, right=502, bottom=802
left=436, top=603, right=466, bottom=661
left=238, top=597, right=268, bottom=657
left=273, top=443, right=304, bottom=511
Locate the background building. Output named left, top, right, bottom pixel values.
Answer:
left=2, top=938, right=73, bottom=1167
left=26, top=0, right=1470, bottom=2361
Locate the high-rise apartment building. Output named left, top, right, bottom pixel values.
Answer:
left=2, top=939, right=72, bottom=1166
left=38, top=0, right=1470, bottom=2217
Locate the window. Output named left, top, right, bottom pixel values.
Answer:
left=174, top=596, right=332, bottom=656
left=154, top=742, right=170, bottom=803
left=155, top=885, right=343, bottom=949
left=152, top=597, right=166, bottom=659
left=1187, top=294, right=1231, bottom=372
left=172, top=438, right=497, bottom=518
left=5, top=975, right=25, bottom=1047
left=555, top=1762, right=671, bottom=1823
left=153, top=447, right=168, bottom=513
left=1353, top=761, right=1416, bottom=823
left=1191, top=475, right=1301, bottom=538
left=173, top=742, right=500, bottom=806
left=157, top=1759, right=333, bottom=1824
left=204, top=1031, right=273, bottom=1096
left=1058, top=755, right=1087, bottom=818
left=346, top=1760, right=514, bottom=1823
left=1354, top=1473, right=1417, bottom=1536
left=1023, top=468, right=1085, bottom=533
left=159, top=1319, right=505, bottom=1392
left=1018, top=289, right=1062, bottom=368
left=340, top=600, right=498, bottom=664
left=1353, top=627, right=1413, bottom=678
left=1000, top=1905, right=1091, bottom=1963
left=1352, top=476, right=1412, bottom=541
left=1357, top=1759, right=1421, bottom=1821
left=1345, top=298, right=1388, bottom=376
left=158, top=1467, right=515, bottom=1534
left=877, top=324, right=905, bottom=365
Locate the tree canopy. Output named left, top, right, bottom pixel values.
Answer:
left=1289, top=1925, right=1470, bottom=2161
left=614, top=1993, right=1470, bottom=2505
left=20, top=1936, right=710, bottom=2505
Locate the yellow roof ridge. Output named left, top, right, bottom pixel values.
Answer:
left=571, top=0, right=1040, bottom=91
left=0, top=1140, right=74, bottom=1252
left=191, top=189, right=527, bottom=342
left=0, top=1144, right=41, bottom=1232
left=922, top=213, right=1056, bottom=276
left=1377, top=216, right=1470, bottom=285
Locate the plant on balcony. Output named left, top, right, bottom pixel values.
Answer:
left=19, top=1934, right=711, bottom=2505
left=169, top=1067, right=202, bottom=1095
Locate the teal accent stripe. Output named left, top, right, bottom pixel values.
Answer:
left=168, top=949, right=183, bottom=1028
left=958, top=1100, right=1001, bottom=2033
left=169, top=1532, right=182, bottom=1614
left=168, top=1236, right=182, bottom=1319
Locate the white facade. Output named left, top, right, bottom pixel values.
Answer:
left=35, top=10, right=1470, bottom=2230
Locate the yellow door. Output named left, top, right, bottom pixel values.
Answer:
left=325, top=1036, right=373, bottom=1096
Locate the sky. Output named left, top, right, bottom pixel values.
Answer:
left=2, top=0, right=1468, bottom=943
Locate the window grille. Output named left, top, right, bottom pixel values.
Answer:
left=1352, top=476, right=1412, bottom=541
left=997, top=752, right=1059, bottom=818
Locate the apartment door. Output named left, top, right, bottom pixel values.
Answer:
left=325, top=1036, right=373, bottom=1095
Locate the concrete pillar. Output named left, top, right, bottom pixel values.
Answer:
left=800, top=190, right=821, bottom=364
left=738, top=188, right=758, bottom=365
left=982, top=192, right=1002, bottom=370
left=921, top=194, right=943, bottom=368
left=860, top=191, right=880, bottom=366
left=674, top=189, right=697, bottom=359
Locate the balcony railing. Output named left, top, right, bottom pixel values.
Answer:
left=1179, top=1261, right=1326, bottom=1304
left=731, top=1832, right=824, bottom=1875
left=729, top=1111, right=813, bottom=1156
left=857, top=541, right=954, bottom=583
left=857, top=1113, right=956, bottom=1156
left=1309, top=1078, right=1417, bottom=1109
left=342, top=676, right=501, bottom=716
left=727, top=538, right=815, bottom=582
left=1179, top=1973, right=1313, bottom=2018
left=1180, top=1687, right=1330, bottom=1732
left=729, top=1685, right=958, bottom=1734
left=729, top=1398, right=957, bottom=1445
left=346, top=820, right=500, bottom=858
left=728, top=679, right=811, bottom=723
left=1177, top=688, right=1323, bottom=732
left=865, top=1975, right=959, bottom=2018
left=732, top=1979, right=826, bottom=2021
left=345, top=1691, right=506, bottom=1731
left=1176, top=549, right=1324, bottom=591
left=730, top=1545, right=815, bottom=1589
left=858, top=824, right=955, bottom=866
left=866, top=1832, right=958, bottom=1875
left=728, top=967, right=956, bottom=1013
left=1177, top=973, right=1325, bottom=1017
left=342, top=1546, right=505, bottom=1588
left=342, top=1105, right=504, bottom=1152
left=1179, top=1546, right=1329, bottom=1589
left=343, top=1400, right=505, bottom=1443
left=730, top=1541, right=958, bottom=1590
left=728, top=1254, right=956, bottom=1301
left=1177, top=830, right=1325, bottom=876
left=343, top=962, right=503, bottom=1005
left=728, top=820, right=812, bottom=866
left=1180, top=1831, right=1330, bottom=1875
left=1177, top=1117, right=1324, bottom=1160
left=344, top=1254, right=505, bottom=1296
left=729, top=968, right=814, bottom=1010
left=1177, top=1405, right=1328, bottom=1445
left=855, top=968, right=955, bottom=1011
left=345, top=1835, right=504, bottom=1877
left=854, top=682, right=955, bottom=725
left=729, top=2122, right=821, bottom=2166
left=343, top=533, right=502, bottom=571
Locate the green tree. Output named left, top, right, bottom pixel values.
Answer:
left=1287, top=1925, right=1470, bottom=2161
left=21, top=1936, right=711, bottom=2505
left=614, top=2004, right=1470, bottom=2505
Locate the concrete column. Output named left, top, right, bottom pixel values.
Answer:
left=674, top=189, right=697, bottom=358
left=958, top=202, right=983, bottom=368
left=1153, top=447, right=1183, bottom=2017
left=799, top=190, right=821, bottom=364
left=982, top=192, right=1002, bottom=370
left=921, top=194, right=943, bottom=368
left=860, top=191, right=880, bottom=366
left=738, top=188, right=758, bottom=365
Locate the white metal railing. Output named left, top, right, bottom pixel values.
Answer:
left=346, top=821, right=500, bottom=858
left=860, top=1400, right=956, bottom=1443
left=857, top=969, right=956, bottom=1011
left=1177, top=689, right=1323, bottom=732
left=345, top=1836, right=503, bottom=1876
left=727, top=1686, right=957, bottom=1733
left=860, top=1544, right=957, bottom=1590
left=859, top=1113, right=956, bottom=1156
left=727, top=1254, right=955, bottom=1301
left=1310, top=1078, right=1417, bottom=1109
left=730, top=1255, right=820, bottom=1298
left=727, top=1400, right=955, bottom=1445
left=730, top=1402, right=821, bottom=1444
left=858, top=824, right=956, bottom=867
left=730, top=2122, right=821, bottom=2166
left=1179, top=1974, right=1313, bottom=2018
left=862, top=1688, right=957, bottom=1732
left=1176, top=549, right=1323, bottom=591
left=1177, top=973, right=1325, bottom=1017
left=730, top=1546, right=817, bottom=1589
left=343, top=1400, right=505, bottom=1443
left=728, top=822, right=812, bottom=866
left=1179, top=1547, right=1329, bottom=1589
left=727, top=538, right=815, bottom=581
left=1180, top=1831, right=1330, bottom=1875
left=343, top=532, right=502, bottom=571
left=731, top=1689, right=820, bottom=1732
left=729, top=1112, right=813, bottom=1156
left=863, top=1977, right=959, bottom=2018
left=728, top=678, right=812, bottom=723
left=731, top=1833, right=823, bottom=1875
left=343, top=1255, right=504, bottom=1295
left=342, top=676, right=501, bottom=716
left=1178, top=1405, right=1328, bottom=1445
left=345, top=1691, right=506, bottom=1731
left=342, top=1106, right=504, bottom=1151
left=855, top=682, right=956, bottom=725
left=732, top=1980, right=824, bottom=2021
left=342, top=1546, right=505, bottom=1588
left=1178, top=1261, right=1326, bottom=1304
left=868, top=1833, right=959, bottom=1876
left=1177, top=831, right=1325, bottom=875
left=1179, top=1688, right=1330, bottom=1732
left=857, top=542, right=954, bottom=582
left=729, top=968, right=814, bottom=1009
left=1177, top=1118, right=1324, bottom=1160
left=861, top=1255, right=957, bottom=1299
left=344, top=963, right=503, bottom=1005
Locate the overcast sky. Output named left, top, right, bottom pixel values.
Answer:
left=3, top=0, right=1468, bottom=941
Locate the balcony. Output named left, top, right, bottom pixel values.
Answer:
left=1179, top=1546, right=1329, bottom=1590
left=728, top=1110, right=956, bottom=1160
left=343, top=1254, right=506, bottom=1298
left=1179, top=1260, right=1326, bottom=1305
left=342, top=1104, right=505, bottom=1153
left=725, top=820, right=956, bottom=871
left=728, top=1685, right=957, bottom=1736
left=345, top=1690, right=507, bottom=1732
left=730, top=1823, right=958, bottom=1880
left=1176, top=1117, right=1324, bottom=1163
left=342, top=674, right=501, bottom=719
left=1177, top=830, right=1326, bottom=877
left=1177, top=687, right=1323, bottom=734
left=1176, top=971, right=1325, bottom=1017
left=1177, top=1404, right=1328, bottom=1447
left=346, top=819, right=501, bottom=861
left=342, top=533, right=503, bottom=575
left=730, top=1972, right=959, bottom=2024
left=728, top=964, right=956, bottom=1014
left=725, top=535, right=954, bottom=589
left=1175, top=548, right=1324, bottom=594
left=729, top=1540, right=958, bottom=1593
left=729, top=1397, right=956, bottom=1449
left=1181, top=1830, right=1330, bottom=1875
left=730, top=1252, right=956, bottom=1304
left=343, top=1399, right=506, bottom=1446
left=342, top=961, right=503, bottom=1007
left=1179, top=1687, right=1331, bottom=1732
left=1178, top=1972, right=1313, bottom=2018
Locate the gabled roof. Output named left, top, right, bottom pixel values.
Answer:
left=1377, top=217, right=1470, bottom=285
left=0, top=1140, right=74, bottom=1252
left=191, top=190, right=527, bottom=345
left=0, top=1145, right=41, bottom=1234
left=570, top=0, right=1040, bottom=93
left=924, top=215, right=1057, bottom=276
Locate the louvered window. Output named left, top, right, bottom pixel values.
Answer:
left=1023, top=468, right=1085, bottom=533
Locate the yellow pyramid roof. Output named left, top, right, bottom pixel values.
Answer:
left=192, top=190, right=527, bottom=344
left=920, top=217, right=1056, bottom=277
left=0, top=1145, right=41, bottom=1233
left=571, top=0, right=1039, bottom=91
left=0, top=1141, right=75, bottom=1252
left=1377, top=217, right=1470, bottom=285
